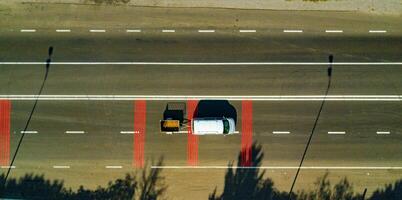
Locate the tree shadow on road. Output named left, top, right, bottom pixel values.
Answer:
left=208, top=142, right=402, bottom=200
left=208, top=142, right=289, bottom=200
left=370, top=180, right=402, bottom=200
left=0, top=157, right=166, bottom=200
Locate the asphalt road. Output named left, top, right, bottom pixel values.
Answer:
left=0, top=4, right=401, bottom=199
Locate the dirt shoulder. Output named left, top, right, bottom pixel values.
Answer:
left=0, top=2, right=401, bottom=35
left=1, top=0, right=401, bottom=15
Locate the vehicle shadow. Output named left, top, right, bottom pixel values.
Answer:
left=193, top=100, right=237, bottom=125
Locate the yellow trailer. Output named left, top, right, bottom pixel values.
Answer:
left=160, top=119, right=180, bottom=132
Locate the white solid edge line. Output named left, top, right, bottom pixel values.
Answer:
left=239, top=30, right=256, bottom=33
left=1, top=166, right=16, bottom=169
left=53, top=165, right=70, bottom=169
left=325, top=30, right=343, bottom=33
left=273, top=131, right=290, bottom=134
left=369, top=30, right=387, bottom=33
left=328, top=131, right=346, bottom=135
left=198, top=30, right=215, bottom=33
left=20, top=29, right=36, bottom=32
left=151, top=166, right=402, bottom=170
left=162, top=30, right=175, bottom=33
left=126, top=29, right=141, bottom=33
left=0, top=95, right=401, bottom=101
left=106, top=166, right=123, bottom=169
left=20, top=131, right=38, bottom=134
left=90, top=29, right=106, bottom=33
left=1, top=62, right=401, bottom=65
left=65, top=131, right=85, bottom=134
left=56, top=29, right=71, bottom=33
left=283, top=30, right=303, bottom=33
left=376, top=131, right=390, bottom=135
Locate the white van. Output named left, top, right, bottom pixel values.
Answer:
left=192, top=118, right=236, bottom=135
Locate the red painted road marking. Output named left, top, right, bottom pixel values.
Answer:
left=133, top=100, right=146, bottom=168
left=187, top=100, right=199, bottom=166
left=0, top=100, right=11, bottom=166
left=241, top=100, right=253, bottom=166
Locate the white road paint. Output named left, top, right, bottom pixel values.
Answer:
left=325, top=30, right=343, bottom=33
left=377, top=131, right=390, bottom=135
left=239, top=30, right=256, bottom=33
left=273, top=131, right=291, bottom=134
left=283, top=30, right=303, bottom=33
left=1, top=95, right=401, bottom=101
left=10, top=29, right=396, bottom=34
left=65, top=130, right=85, bottom=134
left=20, top=29, right=36, bottom=32
left=151, top=166, right=402, bottom=170
left=328, top=131, right=346, bottom=135
left=164, top=131, right=188, bottom=134
left=162, top=30, right=175, bottom=33
left=2, top=61, right=401, bottom=66
left=20, top=130, right=38, bottom=134
left=106, top=165, right=123, bottom=169
left=126, top=29, right=141, bottom=33
left=56, top=29, right=71, bottom=33
left=1, top=166, right=16, bottom=169
left=198, top=30, right=215, bottom=33
left=53, top=165, right=70, bottom=169
left=90, top=29, right=106, bottom=33
left=165, top=130, right=239, bottom=134
left=120, top=131, right=139, bottom=134
left=369, top=30, right=387, bottom=33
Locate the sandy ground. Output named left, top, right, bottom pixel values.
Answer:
left=0, top=2, right=401, bottom=35
left=2, top=0, right=401, bottom=15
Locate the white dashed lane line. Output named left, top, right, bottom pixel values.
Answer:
left=53, top=165, right=70, bottom=169
left=273, top=131, right=291, bottom=134
left=328, top=131, right=346, bottom=135
left=56, top=29, right=71, bottom=33
left=120, top=131, right=139, bottom=134
left=1, top=166, right=16, bottom=169
left=369, top=30, right=387, bottom=33
left=283, top=29, right=303, bottom=33
left=198, top=30, right=215, bottom=33
left=239, top=30, right=257, bottom=33
left=20, top=130, right=38, bottom=134
left=89, top=29, right=106, bottom=33
left=126, top=29, right=141, bottom=33
left=20, top=29, right=36, bottom=32
left=65, top=130, right=85, bottom=134
left=12, top=29, right=395, bottom=34
left=106, top=165, right=123, bottom=169
left=325, top=30, right=343, bottom=33
left=377, top=131, right=391, bottom=135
